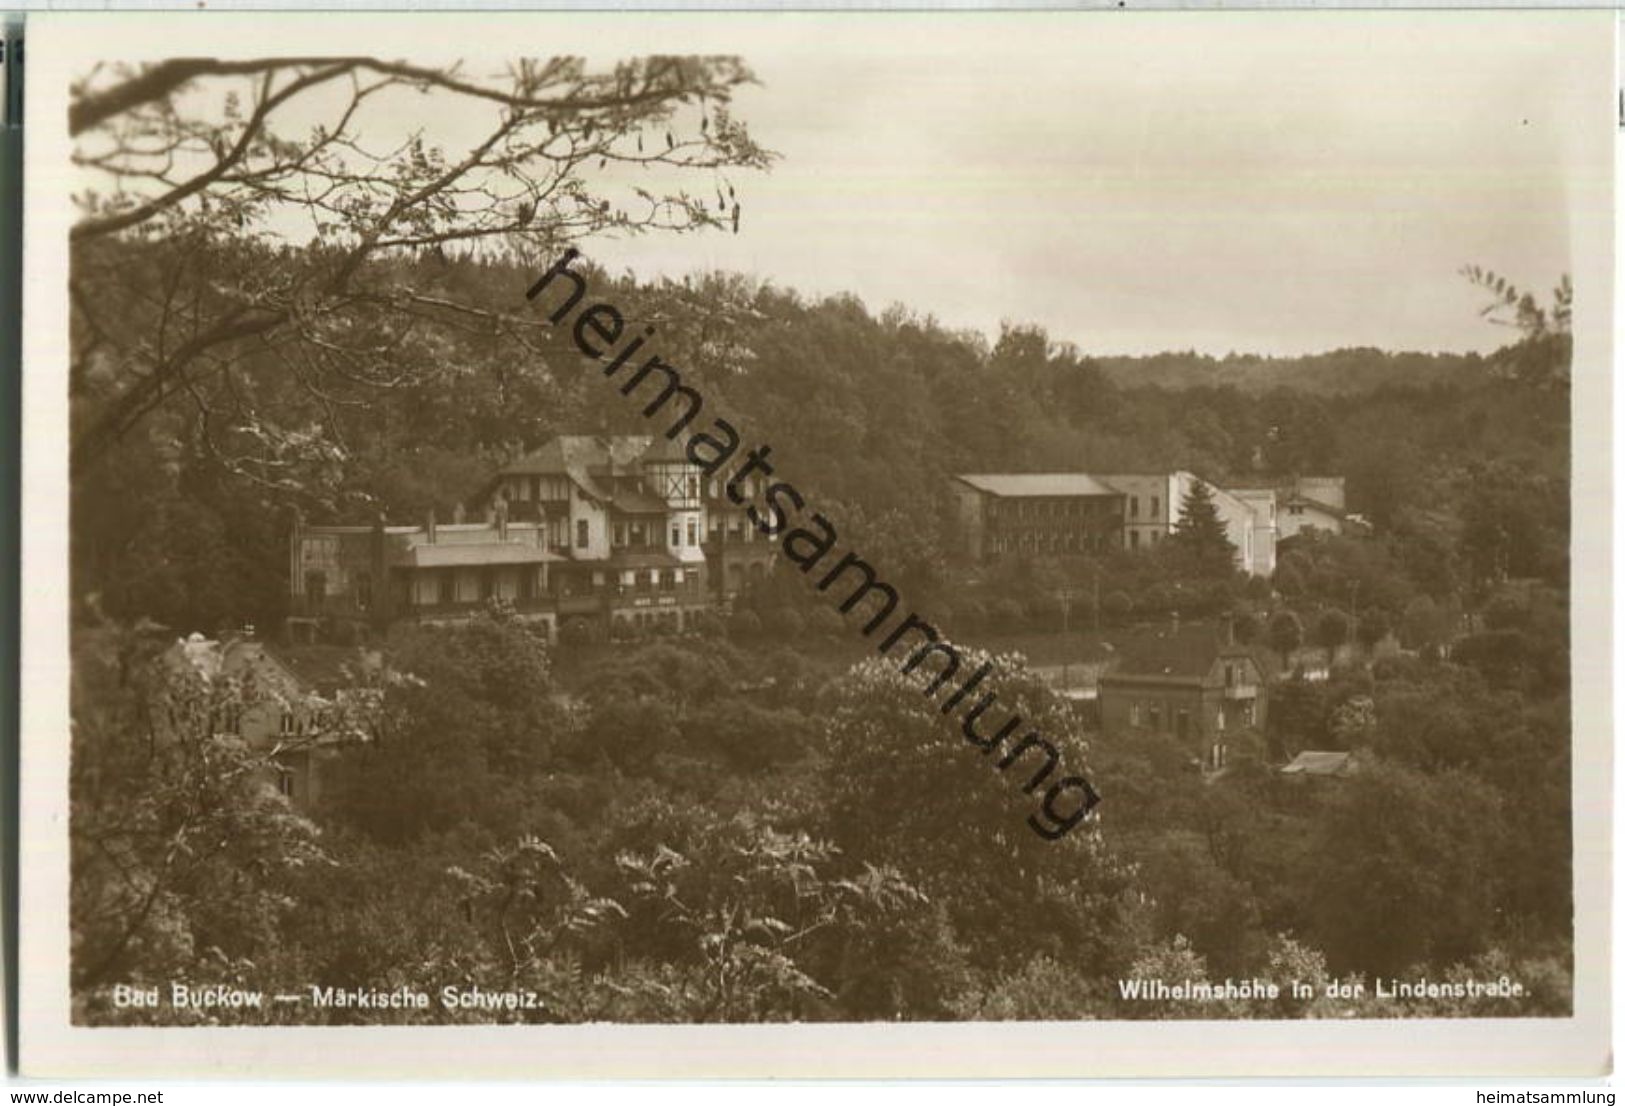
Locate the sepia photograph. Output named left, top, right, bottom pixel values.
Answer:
left=17, top=8, right=1613, bottom=1078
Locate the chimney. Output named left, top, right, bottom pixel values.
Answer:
left=496, top=498, right=509, bottom=542
left=425, top=507, right=437, bottom=544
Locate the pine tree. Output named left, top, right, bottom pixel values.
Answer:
left=1169, top=479, right=1238, bottom=577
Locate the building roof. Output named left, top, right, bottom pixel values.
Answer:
left=1280, top=750, right=1356, bottom=777
left=402, top=543, right=565, bottom=568
left=170, top=634, right=314, bottom=700
left=611, top=490, right=672, bottom=515
left=1283, top=492, right=1348, bottom=519
left=1100, top=624, right=1259, bottom=682
left=641, top=434, right=690, bottom=464
left=955, top=473, right=1123, bottom=498
left=489, top=435, right=701, bottom=507
left=497, top=435, right=653, bottom=477
left=264, top=644, right=378, bottom=696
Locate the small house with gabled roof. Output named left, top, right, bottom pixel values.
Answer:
left=1097, top=619, right=1270, bottom=771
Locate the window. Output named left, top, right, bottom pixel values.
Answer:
left=278, top=771, right=295, bottom=799
left=671, top=524, right=681, bottom=547
left=1217, top=706, right=1227, bottom=732
left=1130, top=531, right=1140, bottom=549
left=687, top=519, right=698, bottom=546
left=1130, top=496, right=1139, bottom=518
left=614, top=523, right=627, bottom=547
left=1130, top=702, right=1143, bottom=727
left=661, top=570, right=676, bottom=592
left=305, top=571, right=327, bottom=610
left=1225, top=663, right=1236, bottom=687
left=354, top=571, right=372, bottom=611
left=1148, top=705, right=1162, bottom=731
left=576, top=519, right=589, bottom=549
left=280, top=712, right=295, bottom=734
left=480, top=568, right=495, bottom=600
left=1150, top=496, right=1160, bottom=518
left=438, top=569, right=455, bottom=604
left=687, top=475, right=700, bottom=499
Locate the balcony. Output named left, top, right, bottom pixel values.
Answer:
left=402, top=595, right=557, bottom=619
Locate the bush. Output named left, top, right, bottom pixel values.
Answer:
left=1027, top=594, right=1063, bottom=631
left=685, top=609, right=724, bottom=638
left=728, top=609, right=763, bottom=640
left=1231, top=611, right=1261, bottom=644
left=1102, top=590, right=1134, bottom=621
left=1355, top=608, right=1392, bottom=651
left=558, top=616, right=595, bottom=648
left=1273, top=563, right=1307, bottom=600
left=1315, top=609, right=1351, bottom=658
left=1267, top=610, right=1304, bottom=661
left=682, top=701, right=817, bottom=772
left=326, top=619, right=361, bottom=647
left=992, top=597, right=1025, bottom=630
left=808, top=607, right=845, bottom=637
left=771, top=607, right=807, bottom=638
left=954, top=598, right=986, bottom=631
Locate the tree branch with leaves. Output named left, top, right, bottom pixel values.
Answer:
left=70, top=55, right=775, bottom=481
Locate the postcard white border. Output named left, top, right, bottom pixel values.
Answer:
left=17, top=9, right=1616, bottom=1078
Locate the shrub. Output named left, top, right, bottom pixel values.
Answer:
left=558, top=616, right=595, bottom=648
left=728, top=609, right=763, bottom=640
left=808, top=607, right=845, bottom=637
left=954, top=598, right=986, bottom=631
left=686, top=609, right=725, bottom=639
left=992, top=597, right=1025, bottom=630
left=1102, top=590, right=1134, bottom=621
left=772, top=607, right=807, bottom=638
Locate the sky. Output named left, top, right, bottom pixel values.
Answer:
left=579, top=15, right=1596, bottom=357
left=82, top=12, right=1604, bottom=358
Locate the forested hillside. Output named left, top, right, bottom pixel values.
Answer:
left=1094, top=348, right=1483, bottom=394
left=73, top=246, right=1570, bottom=636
